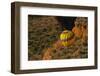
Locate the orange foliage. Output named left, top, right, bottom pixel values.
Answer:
left=72, top=26, right=83, bottom=38
left=43, top=48, right=52, bottom=60
left=53, top=40, right=63, bottom=49
left=66, top=36, right=75, bottom=47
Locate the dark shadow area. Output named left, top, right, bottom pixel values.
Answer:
left=56, top=16, right=76, bottom=30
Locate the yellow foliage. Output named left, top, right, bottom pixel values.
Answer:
left=60, top=30, right=74, bottom=47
